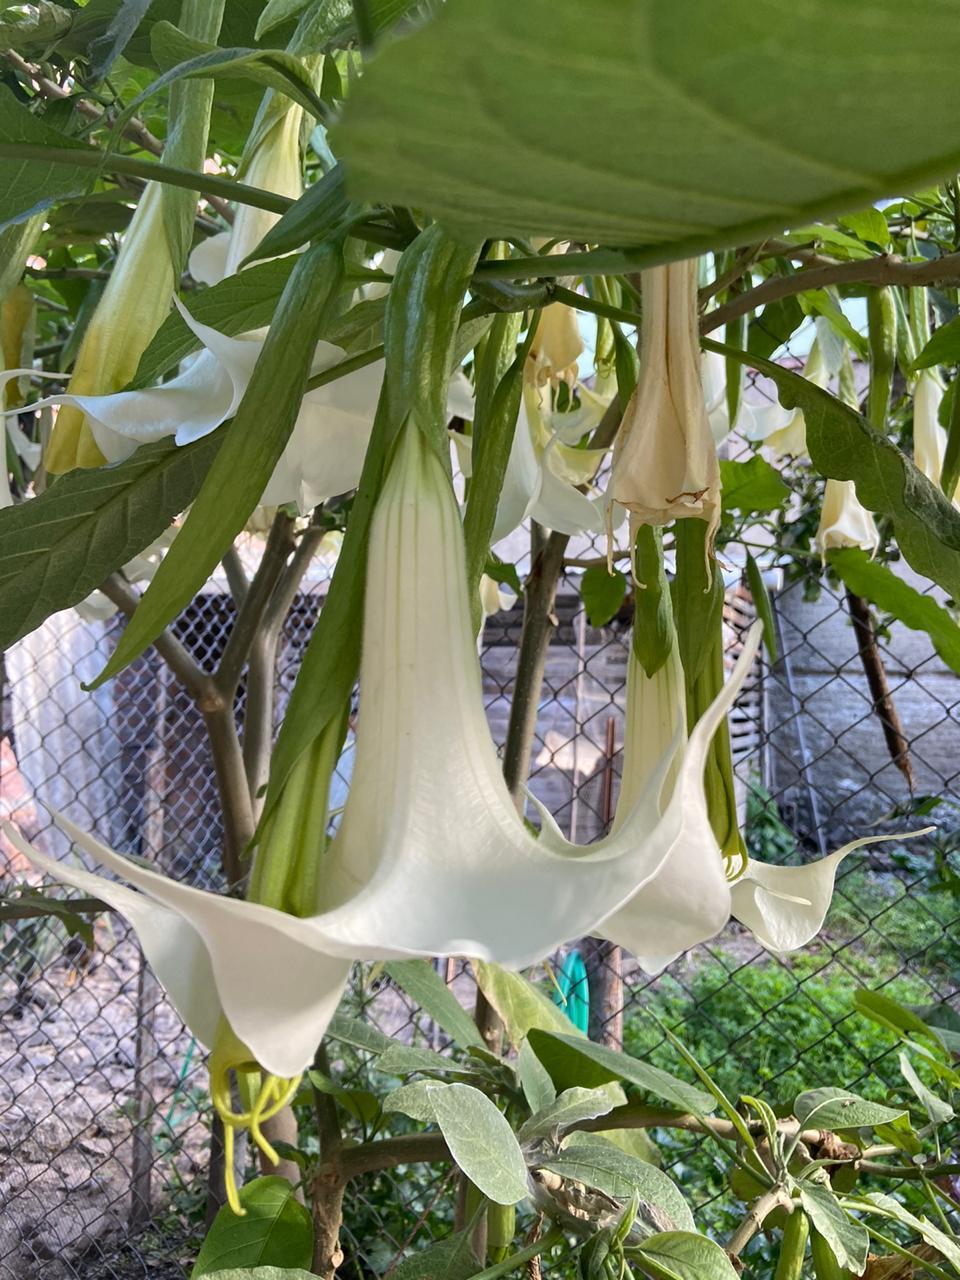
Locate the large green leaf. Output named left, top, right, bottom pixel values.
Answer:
left=827, top=548, right=960, bottom=676
left=0, top=88, right=91, bottom=230
left=191, top=1177, right=313, bottom=1277
left=0, top=434, right=220, bottom=650
left=389, top=1232, right=480, bottom=1280
left=0, top=3, right=72, bottom=54
left=240, top=164, right=349, bottom=267
left=708, top=338, right=960, bottom=603
left=336, top=0, right=960, bottom=257
left=518, top=1084, right=625, bottom=1143
left=526, top=1030, right=715, bottom=1116
left=92, top=239, right=344, bottom=686
left=472, top=961, right=578, bottom=1048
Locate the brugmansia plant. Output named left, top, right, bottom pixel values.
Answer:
left=0, top=2, right=960, bottom=1278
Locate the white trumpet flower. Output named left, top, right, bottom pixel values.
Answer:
left=815, top=478, right=880, bottom=558
left=701, top=348, right=793, bottom=446
left=6, top=422, right=759, bottom=1079
left=606, top=260, right=721, bottom=546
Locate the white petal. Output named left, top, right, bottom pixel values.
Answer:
left=189, top=231, right=232, bottom=285
left=447, top=370, right=476, bottom=422
left=730, top=829, right=932, bottom=953
left=815, top=478, right=879, bottom=557
left=492, top=396, right=541, bottom=541
left=48, top=816, right=351, bottom=1078
left=530, top=459, right=605, bottom=535
left=4, top=821, right=221, bottom=1049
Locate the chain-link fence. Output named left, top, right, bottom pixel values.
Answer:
left=2, top=373, right=959, bottom=1278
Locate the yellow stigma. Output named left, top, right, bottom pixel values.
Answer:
left=208, top=1021, right=302, bottom=1215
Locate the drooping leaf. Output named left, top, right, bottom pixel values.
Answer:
left=517, top=1040, right=557, bottom=1115
left=541, top=1136, right=693, bottom=1232
left=709, top=337, right=960, bottom=603
left=377, top=1043, right=482, bottom=1078
left=719, top=456, right=790, bottom=514
left=799, top=1183, right=869, bottom=1276
left=745, top=551, right=778, bottom=663
left=0, top=434, right=220, bottom=650
left=256, top=0, right=316, bottom=38
left=191, top=1177, right=313, bottom=1277
left=88, top=0, right=155, bottom=80
left=827, top=547, right=960, bottom=676
left=635, top=1231, right=740, bottom=1280
left=526, top=1030, right=715, bottom=1115
left=325, top=1012, right=395, bottom=1055
left=580, top=565, right=628, bottom=627
left=384, top=960, right=485, bottom=1050
left=92, top=240, right=344, bottom=686
left=793, top=1087, right=907, bottom=1132
left=857, top=1191, right=960, bottom=1271
left=898, top=1053, right=954, bottom=1127
left=336, top=0, right=960, bottom=258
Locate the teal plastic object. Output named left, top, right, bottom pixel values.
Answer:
left=553, top=948, right=590, bottom=1034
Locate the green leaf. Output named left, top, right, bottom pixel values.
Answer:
left=799, top=1184, right=869, bottom=1276
left=543, top=1135, right=692, bottom=1231
left=898, top=1052, right=954, bottom=1127
left=240, top=165, right=349, bottom=268
left=635, top=1231, right=739, bottom=1280
left=325, top=1011, right=395, bottom=1055
left=335, top=0, right=960, bottom=257
left=256, top=0, right=315, bottom=38
left=793, top=1087, right=906, bottom=1132
left=0, top=88, right=91, bottom=230
left=472, top=961, right=578, bottom=1049
left=0, top=435, right=220, bottom=650
left=377, top=1044, right=482, bottom=1078
left=857, top=1191, right=960, bottom=1272
left=853, top=989, right=946, bottom=1049
left=827, top=547, right=960, bottom=676
left=384, top=959, right=485, bottom=1050
left=838, top=207, right=892, bottom=250
left=745, top=551, right=778, bottom=663
left=526, top=1030, right=715, bottom=1115
left=132, top=21, right=327, bottom=126
left=0, top=2, right=72, bottom=53
left=913, top=315, right=960, bottom=371
left=708, top=337, right=960, bottom=604
left=518, top=1083, right=625, bottom=1143
left=191, top=1177, right=313, bottom=1277
left=719, top=456, right=790, bottom=514
left=429, top=1083, right=529, bottom=1206
left=91, top=240, right=344, bottom=687
left=517, top=1040, right=556, bottom=1115
left=307, top=1070, right=380, bottom=1125
left=88, top=0, right=155, bottom=80
left=382, top=1080, right=439, bottom=1123
left=389, top=1231, right=481, bottom=1280
left=747, top=295, right=804, bottom=361
left=580, top=565, right=627, bottom=627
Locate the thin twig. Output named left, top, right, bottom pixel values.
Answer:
left=725, top=1186, right=791, bottom=1260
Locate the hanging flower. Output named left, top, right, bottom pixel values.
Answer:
left=605, top=259, right=721, bottom=547
left=815, top=478, right=880, bottom=558
left=911, top=368, right=958, bottom=501
left=44, top=183, right=179, bottom=474
left=1, top=418, right=40, bottom=508
left=745, top=337, right=831, bottom=459
left=701, top=347, right=793, bottom=445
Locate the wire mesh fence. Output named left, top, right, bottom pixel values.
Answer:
left=1, top=364, right=959, bottom=1278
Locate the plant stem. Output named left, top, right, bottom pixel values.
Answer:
left=470, top=1227, right=564, bottom=1280
left=726, top=1186, right=791, bottom=1259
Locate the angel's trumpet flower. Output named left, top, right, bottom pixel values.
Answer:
left=524, top=241, right=584, bottom=387
left=815, top=478, right=880, bottom=558
left=911, top=369, right=960, bottom=503
left=44, top=184, right=178, bottom=473
left=606, top=259, right=721, bottom=549
left=5, top=426, right=929, bottom=1164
